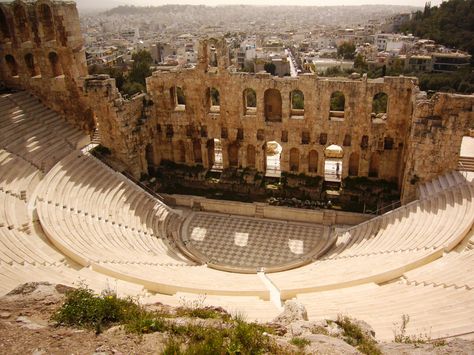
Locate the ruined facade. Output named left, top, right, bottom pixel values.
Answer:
left=0, top=0, right=94, bottom=132
left=1, top=2, right=473, bottom=204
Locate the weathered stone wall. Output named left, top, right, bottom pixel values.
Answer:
left=401, top=92, right=474, bottom=202
left=0, top=0, right=93, bottom=132
left=145, top=41, right=415, bottom=188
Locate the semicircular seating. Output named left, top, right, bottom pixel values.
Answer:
left=2, top=91, right=474, bottom=338
left=36, top=151, right=270, bottom=299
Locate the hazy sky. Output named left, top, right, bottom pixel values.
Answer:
left=76, top=0, right=442, bottom=9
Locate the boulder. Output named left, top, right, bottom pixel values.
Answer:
left=272, top=300, right=308, bottom=325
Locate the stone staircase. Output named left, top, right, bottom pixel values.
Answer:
left=458, top=156, right=474, bottom=172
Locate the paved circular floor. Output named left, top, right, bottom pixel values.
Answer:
left=182, top=212, right=332, bottom=272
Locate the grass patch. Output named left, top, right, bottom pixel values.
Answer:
left=176, top=296, right=230, bottom=321
left=290, top=336, right=311, bottom=349
left=336, top=315, right=381, bottom=355
left=53, top=287, right=289, bottom=354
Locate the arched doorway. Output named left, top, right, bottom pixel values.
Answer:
left=193, top=140, right=202, bottom=164
left=308, top=150, right=318, bottom=173
left=369, top=152, right=380, bottom=178
left=265, top=141, right=282, bottom=177
left=228, top=142, right=239, bottom=167
left=324, top=144, right=344, bottom=182
left=208, top=138, right=223, bottom=171
left=145, top=144, right=155, bottom=175
left=349, top=152, right=360, bottom=176
left=247, top=145, right=256, bottom=168
left=289, top=148, right=300, bottom=172
left=176, top=140, right=186, bottom=163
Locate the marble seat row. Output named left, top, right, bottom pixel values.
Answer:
left=267, top=174, right=474, bottom=298
left=36, top=151, right=270, bottom=298
left=0, top=92, right=88, bottom=172
left=296, top=281, right=474, bottom=341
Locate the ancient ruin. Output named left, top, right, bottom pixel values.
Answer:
left=1, top=0, right=474, bottom=346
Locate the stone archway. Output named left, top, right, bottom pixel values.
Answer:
left=265, top=141, right=282, bottom=177
left=324, top=144, right=344, bottom=182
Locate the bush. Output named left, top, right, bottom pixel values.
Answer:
left=290, top=336, right=311, bottom=349
left=336, top=315, right=381, bottom=355
left=51, top=287, right=140, bottom=333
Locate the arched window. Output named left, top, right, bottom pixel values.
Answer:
left=0, top=8, right=10, bottom=39
left=349, top=152, right=359, bottom=176
left=5, top=55, right=18, bottom=76
left=228, top=142, right=239, bottom=167
left=343, top=134, right=351, bottom=147
left=207, top=87, right=220, bottom=113
left=372, top=92, right=388, bottom=121
left=13, top=4, right=29, bottom=42
left=24, top=53, right=38, bottom=77
left=369, top=152, right=380, bottom=178
left=170, top=86, right=185, bottom=110
left=308, top=150, right=318, bottom=173
left=247, top=145, right=256, bottom=168
left=39, top=4, right=54, bottom=41
left=290, top=90, right=304, bottom=118
left=48, top=52, right=62, bottom=77
left=329, top=91, right=345, bottom=121
left=289, top=148, right=300, bottom=172
left=361, top=135, right=369, bottom=149
left=243, top=88, right=256, bottom=115
left=264, top=89, right=282, bottom=122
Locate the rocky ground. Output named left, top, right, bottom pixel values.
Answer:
left=0, top=282, right=473, bottom=355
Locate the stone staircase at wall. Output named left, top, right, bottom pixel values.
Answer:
left=1, top=91, right=474, bottom=340
left=458, top=156, right=474, bottom=172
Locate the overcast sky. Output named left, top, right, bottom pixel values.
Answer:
left=75, top=0, right=442, bottom=10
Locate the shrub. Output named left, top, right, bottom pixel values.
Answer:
left=336, top=315, right=381, bottom=355
left=51, top=287, right=139, bottom=333
left=290, top=336, right=311, bottom=349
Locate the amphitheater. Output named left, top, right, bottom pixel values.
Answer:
left=1, top=0, right=474, bottom=343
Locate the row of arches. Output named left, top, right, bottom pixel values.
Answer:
left=4, top=51, right=62, bottom=78
left=0, top=3, right=57, bottom=43
left=168, top=85, right=388, bottom=121
left=154, top=140, right=382, bottom=181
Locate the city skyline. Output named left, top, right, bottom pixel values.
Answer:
left=75, top=0, right=441, bottom=11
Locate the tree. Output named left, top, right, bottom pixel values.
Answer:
left=337, top=42, right=356, bottom=60
left=354, top=54, right=368, bottom=70
left=264, top=62, right=276, bottom=75
left=128, top=50, right=153, bottom=86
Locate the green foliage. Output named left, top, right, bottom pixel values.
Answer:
left=372, top=92, right=388, bottom=114
left=330, top=91, right=345, bottom=111
left=245, top=89, right=257, bottom=107
left=336, top=316, right=381, bottom=355
left=337, top=42, right=356, bottom=60
left=128, top=50, right=153, bottom=87
left=290, top=337, right=311, bottom=349
left=291, top=90, right=304, bottom=109
left=210, top=87, right=220, bottom=106
left=354, top=54, right=368, bottom=70
left=401, top=0, right=474, bottom=59
left=51, top=287, right=140, bottom=333
left=264, top=62, right=276, bottom=75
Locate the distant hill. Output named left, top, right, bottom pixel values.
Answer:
left=75, top=0, right=125, bottom=13
left=401, top=0, right=474, bottom=58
